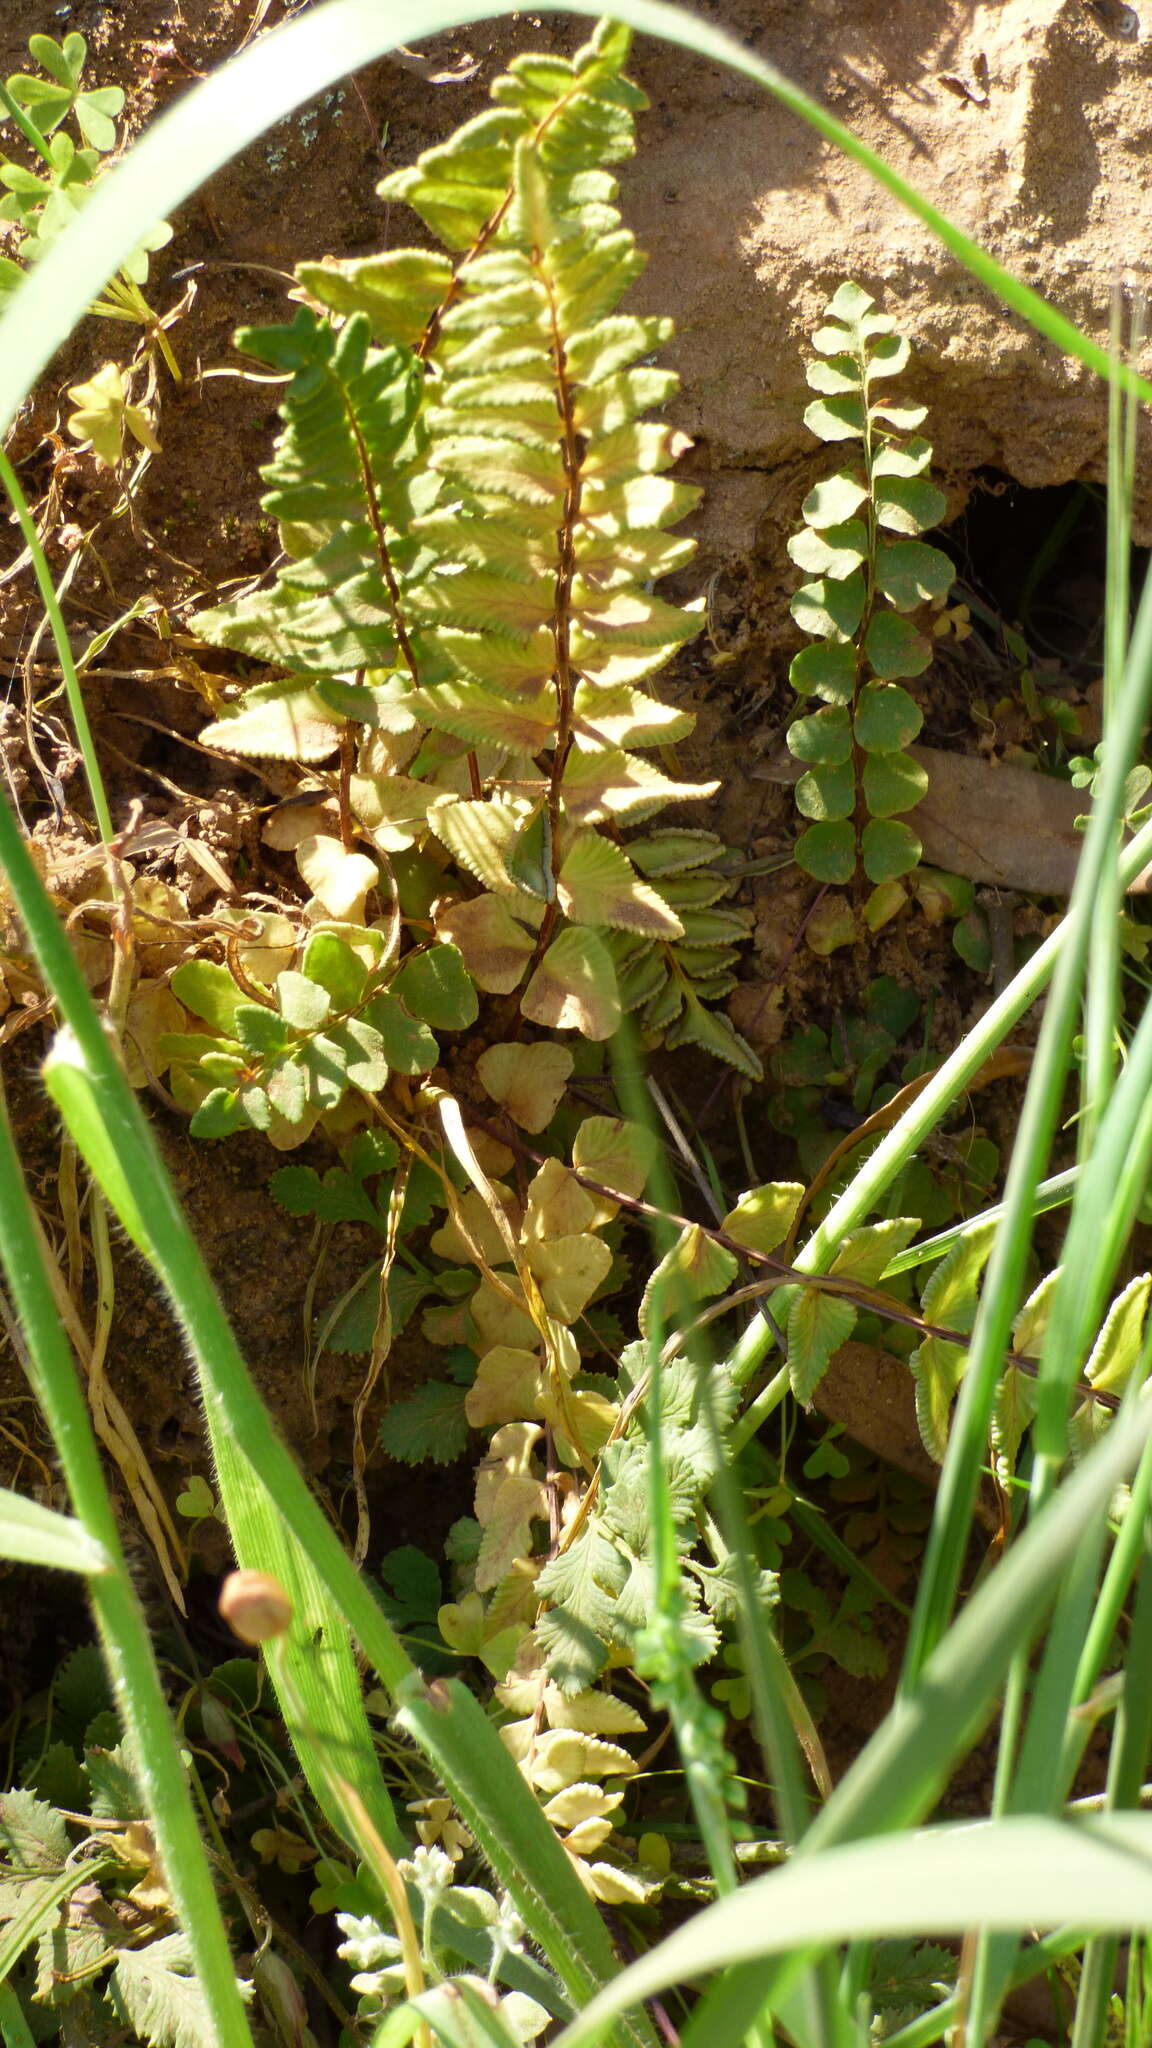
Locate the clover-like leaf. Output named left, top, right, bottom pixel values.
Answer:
left=390, top=942, right=479, bottom=1030
left=521, top=928, right=622, bottom=1040
left=786, top=519, right=868, bottom=580
left=875, top=476, right=947, bottom=535
left=477, top=1040, right=574, bottom=1133
left=801, top=472, right=868, bottom=528
left=66, top=362, right=159, bottom=468
left=803, top=394, right=866, bottom=441
left=861, top=750, right=929, bottom=819
left=789, top=641, right=858, bottom=705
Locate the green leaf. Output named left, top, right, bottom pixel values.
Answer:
left=189, top=1088, right=247, bottom=1140
left=504, top=806, right=555, bottom=902
left=861, top=817, right=922, bottom=882
left=790, top=572, right=866, bottom=642
left=789, top=641, right=858, bottom=705
left=535, top=1607, right=612, bottom=1694
left=853, top=683, right=923, bottom=752
left=787, top=1286, right=857, bottom=1401
left=875, top=476, right=947, bottom=535
left=327, top=1017, right=390, bottom=1091
left=796, top=762, right=855, bottom=823
left=831, top=1219, right=919, bottom=1286
left=721, top=1183, right=805, bottom=1257
left=801, top=473, right=868, bottom=528
left=106, top=1933, right=221, bottom=2048
left=803, top=395, right=866, bottom=441
left=0, top=1488, right=108, bottom=1575
left=806, top=353, right=864, bottom=397
left=276, top=969, right=331, bottom=1031
left=391, top=944, right=479, bottom=1030
left=787, top=706, right=852, bottom=765
left=197, top=678, right=344, bottom=760
left=875, top=539, right=954, bottom=612
left=861, top=751, right=929, bottom=819
left=361, top=991, right=439, bottom=1074
left=234, top=1003, right=294, bottom=1057
left=863, top=608, right=932, bottom=680
left=380, top=1383, right=470, bottom=1466
left=296, top=248, right=454, bottom=346
left=872, top=436, right=934, bottom=480
left=795, top=820, right=856, bottom=884
left=786, top=520, right=867, bottom=579
left=558, top=833, right=682, bottom=937
left=170, top=959, right=245, bottom=1035
left=300, top=931, right=369, bottom=1010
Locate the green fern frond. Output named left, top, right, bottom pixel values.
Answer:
left=194, top=308, right=432, bottom=677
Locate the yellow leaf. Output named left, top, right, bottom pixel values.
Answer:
left=527, top=1730, right=637, bottom=1794
left=523, top=1157, right=600, bottom=1242
left=525, top=1235, right=612, bottom=1323
left=544, top=1687, right=646, bottom=1736
left=721, top=1182, right=805, bottom=1258
left=477, top=1040, right=574, bottom=1133
left=521, top=927, right=621, bottom=1040
left=542, top=1784, right=624, bottom=1829
left=434, top=892, right=538, bottom=993
left=571, top=1115, right=658, bottom=1226
left=472, top=1272, right=540, bottom=1351
left=295, top=834, right=380, bottom=921
left=430, top=1184, right=521, bottom=1268
left=465, top=1346, right=545, bottom=1428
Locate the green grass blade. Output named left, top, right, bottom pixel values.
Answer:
left=0, top=1486, right=109, bottom=1573
left=0, top=1079, right=253, bottom=2048
left=553, top=1815, right=1152, bottom=2048
left=0, top=447, right=113, bottom=844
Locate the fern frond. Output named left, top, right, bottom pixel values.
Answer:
left=194, top=308, right=430, bottom=677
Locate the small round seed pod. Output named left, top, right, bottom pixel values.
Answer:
left=218, top=1569, right=293, bottom=1644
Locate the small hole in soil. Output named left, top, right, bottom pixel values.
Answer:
left=952, top=470, right=1148, bottom=684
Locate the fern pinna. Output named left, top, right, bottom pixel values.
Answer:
left=188, top=19, right=758, bottom=1105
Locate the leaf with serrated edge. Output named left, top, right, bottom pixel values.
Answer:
left=830, top=1218, right=919, bottom=1285
left=558, top=833, right=682, bottom=937
left=199, top=681, right=343, bottom=761
left=106, top=1934, right=217, bottom=2048
left=787, top=1286, right=857, bottom=1401
left=429, top=796, right=522, bottom=895
left=478, top=1041, right=575, bottom=1133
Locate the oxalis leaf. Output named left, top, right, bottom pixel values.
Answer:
left=521, top=928, right=622, bottom=1040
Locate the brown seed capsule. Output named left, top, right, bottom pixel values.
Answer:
left=218, top=1569, right=293, bottom=1644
